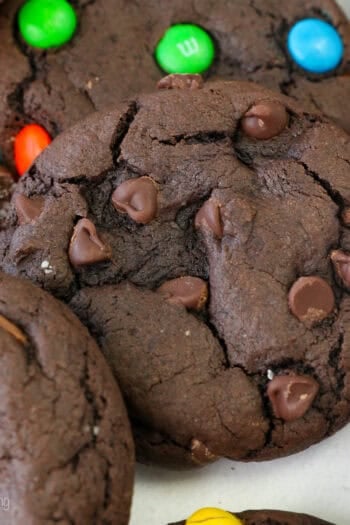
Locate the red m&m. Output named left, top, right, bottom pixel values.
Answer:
left=14, top=124, right=52, bottom=176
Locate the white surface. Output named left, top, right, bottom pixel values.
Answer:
left=130, top=2, right=350, bottom=523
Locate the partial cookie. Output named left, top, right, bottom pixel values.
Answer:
left=169, top=507, right=333, bottom=525
left=0, top=271, right=134, bottom=524
left=2, top=80, right=350, bottom=467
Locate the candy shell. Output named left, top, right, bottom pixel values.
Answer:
left=14, top=124, right=52, bottom=176
left=18, top=0, right=77, bottom=49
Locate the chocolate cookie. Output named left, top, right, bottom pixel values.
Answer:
left=169, top=507, right=333, bottom=525
left=2, top=79, right=350, bottom=467
left=1, top=0, right=350, bottom=171
left=0, top=271, right=134, bottom=523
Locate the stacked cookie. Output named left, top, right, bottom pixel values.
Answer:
left=1, top=0, right=350, bottom=523
left=170, top=507, right=334, bottom=524
left=0, top=271, right=134, bottom=523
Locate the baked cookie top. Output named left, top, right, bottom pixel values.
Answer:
left=0, top=271, right=134, bottom=523
left=2, top=79, right=350, bottom=466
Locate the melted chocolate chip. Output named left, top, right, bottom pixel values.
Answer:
left=157, top=276, right=208, bottom=310
left=14, top=193, right=45, bottom=225
left=157, top=74, right=204, bottom=90
left=68, top=218, right=112, bottom=268
left=112, top=176, right=158, bottom=224
left=288, top=276, right=335, bottom=325
left=267, top=374, right=319, bottom=422
left=331, top=250, right=350, bottom=289
left=190, top=439, right=218, bottom=465
left=195, top=199, right=223, bottom=238
left=241, top=101, right=288, bottom=140
left=0, top=314, right=27, bottom=345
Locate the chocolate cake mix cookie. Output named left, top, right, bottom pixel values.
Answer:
left=169, top=507, right=333, bottom=525
left=2, top=79, right=350, bottom=467
left=0, top=271, right=134, bottom=524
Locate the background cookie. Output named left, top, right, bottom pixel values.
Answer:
left=2, top=80, right=350, bottom=467
left=0, top=271, right=134, bottom=524
left=1, top=0, right=350, bottom=172
left=169, top=506, right=333, bottom=525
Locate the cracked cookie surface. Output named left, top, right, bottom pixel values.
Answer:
left=170, top=508, right=333, bottom=525
left=0, top=271, right=134, bottom=524
left=1, top=0, right=350, bottom=172
left=1, top=80, right=350, bottom=467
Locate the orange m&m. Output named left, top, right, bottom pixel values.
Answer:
left=14, top=124, right=52, bottom=176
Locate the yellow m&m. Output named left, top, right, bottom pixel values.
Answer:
left=186, top=507, right=243, bottom=525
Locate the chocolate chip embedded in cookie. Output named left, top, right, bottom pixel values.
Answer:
left=331, top=249, right=350, bottom=290
left=0, top=313, right=27, bottom=345
left=267, top=375, right=320, bottom=421
left=169, top=507, right=333, bottom=525
left=2, top=80, right=350, bottom=468
left=13, top=193, right=45, bottom=225
left=241, top=101, right=289, bottom=140
left=288, top=276, right=335, bottom=326
left=157, top=276, right=208, bottom=310
left=190, top=439, right=218, bottom=465
left=195, top=198, right=223, bottom=239
left=68, top=218, right=112, bottom=268
left=0, top=271, right=134, bottom=524
left=112, top=176, right=158, bottom=224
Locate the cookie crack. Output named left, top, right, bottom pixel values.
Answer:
left=297, top=160, right=344, bottom=210
left=328, top=332, right=346, bottom=403
left=153, top=131, right=229, bottom=147
left=249, top=0, right=278, bottom=21
left=7, top=0, right=100, bottom=143
left=80, top=344, right=101, bottom=446
left=112, top=100, right=140, bottom=165
left=6, top=46, right=39, bottom=130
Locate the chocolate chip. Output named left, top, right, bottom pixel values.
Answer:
left=157, top=74, right=204, bottom=90
left=241, top=101, right=288, bottom=140
left=190, top=439, right=218, bottom=465
left=14, top=193, right=45, bottom=225
left=0, top=314, right=27, bottom=345
left=68, top=218, right=112, bottom=268
left=331, top=250, right=350, bottom=289
left=267, top=374, right=319, bottom=422
left=112, top=176, right=158, bottom=224
left=288, top=276, right=335, bottom=325
left=195, top=198, right=223, bottom=238
left=157, top=276, right=208, bottom=310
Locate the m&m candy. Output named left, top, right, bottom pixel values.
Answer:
left=186, top=507, right=243, bottom=525
left=18, top=0, right=77, bottom=49
left=14, top=124, right=52, bottom=176
left=155, top=24, right=215, bottom=75
left=287, top=18, right=343, bottom=74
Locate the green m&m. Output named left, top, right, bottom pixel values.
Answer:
left=155, top=24, right=215, bottom=74
left=18, top=0, right=77, bottom=49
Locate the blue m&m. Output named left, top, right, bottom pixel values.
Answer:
left=287, top=18, right=343, bottom=74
